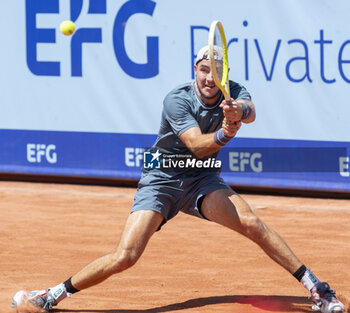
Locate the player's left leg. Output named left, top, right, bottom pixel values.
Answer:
left=200, top=188, right=344, bottom=313
left=201, top=188, right=302, bottom=273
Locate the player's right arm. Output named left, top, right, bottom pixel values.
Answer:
left=163, top=91, right=240, bottom=159
left=179, top=119, right=241, bottom=159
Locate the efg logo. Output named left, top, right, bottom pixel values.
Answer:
left=27, top=144, right=57, bottom=164
left=339, top=157, right=350, bottom=177
left=229, top=152, right=263, bottom=173
left=125, top=147, right=145, bottom=167
left=26, top=0, right=158, bottom=78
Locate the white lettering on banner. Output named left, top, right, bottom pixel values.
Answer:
left=125, top=148, right=145, bottom=167
left=26, top=144, right=57, bottom=164
left=339, top=157, right=350, bottom=177
left=250, top=153, right=263, bottom=172
left=229, top=152, right=263, bottom=172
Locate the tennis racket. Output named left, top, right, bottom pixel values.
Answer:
left=208, top=20, right=230, bottom=103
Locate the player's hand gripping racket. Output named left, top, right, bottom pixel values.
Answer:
left=208, top=20, right=230, bottom=103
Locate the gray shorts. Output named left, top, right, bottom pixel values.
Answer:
left=130, top=172, right=230, bottom=229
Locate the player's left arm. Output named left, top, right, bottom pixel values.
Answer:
left=227, top=81, right=256, bottom=124
left=237, top=99, right=256, bottom=123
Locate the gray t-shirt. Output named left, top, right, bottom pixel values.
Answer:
left=144, top=80, right=251, bottom=176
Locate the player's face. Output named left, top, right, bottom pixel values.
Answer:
left=194, top=59, right=221, bottom=105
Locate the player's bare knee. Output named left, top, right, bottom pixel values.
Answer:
left=242, top=215, right=267, bottom=241
left=110, top=249, right=140, bottom=273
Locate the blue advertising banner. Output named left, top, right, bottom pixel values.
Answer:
left=1, top=130, right=349, bottom=192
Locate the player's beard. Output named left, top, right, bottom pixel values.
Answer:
left=195, top=80, right=221, bottom=102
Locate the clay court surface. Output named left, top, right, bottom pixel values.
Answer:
left=1, top=181, right=349, bottom=313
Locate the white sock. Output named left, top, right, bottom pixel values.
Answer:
left=300, top=268, right=321, bottom=292
left=48, top=283, right=72, bottom=304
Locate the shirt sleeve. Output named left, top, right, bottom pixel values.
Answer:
left=230, top=81, right=252, bottom=101
left=163, top=94, right=199, bottom=136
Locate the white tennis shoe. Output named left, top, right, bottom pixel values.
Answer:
left=311, top=282, right=344, bottom=313
left=12, top=285, right=70, bottom=312
left=12, top=289, right=55, bottom=311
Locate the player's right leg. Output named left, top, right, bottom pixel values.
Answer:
left=12, top=209, right=164, bottom=311
left=72, top=209, right=164, bottom=289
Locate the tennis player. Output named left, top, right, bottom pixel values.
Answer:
left=12, top=46, right=344, bottom=313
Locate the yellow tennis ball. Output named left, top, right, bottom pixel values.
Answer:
left=60, top=20, right=75, bottom=36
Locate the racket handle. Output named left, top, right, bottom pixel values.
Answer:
left=225, top=97, right=235, bottom=105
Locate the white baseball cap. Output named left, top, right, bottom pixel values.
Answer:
left=195, top=45, right=223, bottom=65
